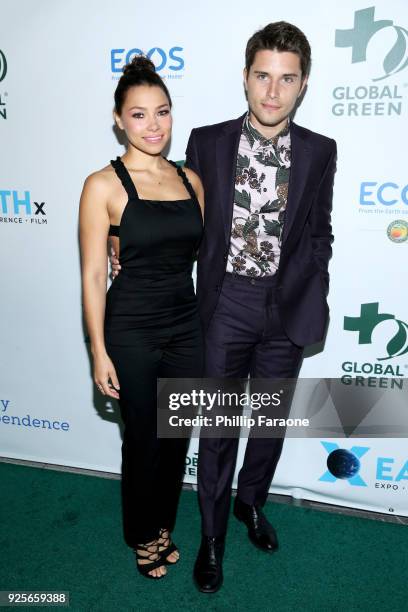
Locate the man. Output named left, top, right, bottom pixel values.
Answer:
left=185, top=22, right=336, bottom=593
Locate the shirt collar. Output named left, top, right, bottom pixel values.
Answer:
left=242, top=112, right=290, bottom=149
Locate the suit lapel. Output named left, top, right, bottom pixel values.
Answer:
left=282, top=122, right=312, bottom=243
left=215, top=115, right=244, bottom=244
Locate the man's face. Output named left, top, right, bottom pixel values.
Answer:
left=244, top=49, right=307, bottom=137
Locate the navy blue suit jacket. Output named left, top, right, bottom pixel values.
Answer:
left=185, top=113, right=337, bottom=347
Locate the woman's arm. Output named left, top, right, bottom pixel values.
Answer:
left=79, top=173, right=120, bottom=399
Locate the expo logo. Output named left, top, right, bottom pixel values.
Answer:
left=319, top=442, right=408, bottom=489
left=360, top=182, right=408, bottom=207
left=111, top=47, right=184, bottom=74
left=335, top=6, right=408, bottom=82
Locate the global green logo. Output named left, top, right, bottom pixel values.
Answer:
left=0, top=50, right=7, bottom=83
left=344, top=302, right=408, bottom=361
left=335, top=6, right=408, bottom=82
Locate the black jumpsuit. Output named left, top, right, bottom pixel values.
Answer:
left=105, top=157, right=203, bottom=546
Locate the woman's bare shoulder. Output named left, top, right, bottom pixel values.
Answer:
left=82, top=164, right=120, bottom=202
left=84, top=164, right=116, bottom=187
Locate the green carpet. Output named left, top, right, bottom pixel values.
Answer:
left=0, top=462, right=406, bottom=611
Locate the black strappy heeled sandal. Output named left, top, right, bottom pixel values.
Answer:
left=158, top=528, right=179, bottom=565
left=134, top=540, right=167, bottom=579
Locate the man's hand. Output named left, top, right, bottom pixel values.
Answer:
left=110, top=246, right=121, bottom=279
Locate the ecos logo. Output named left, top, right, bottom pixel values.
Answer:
left=335, top=6, right=408, bottom=82
left=344, top=302, right=408, bottom=362
left=0, top=49, right=7, bottom=82
left=332, top=7, right=407, bottom=117
left=111, top=47, right=184, bottom=78
left=359, top=181, right=408, bottom=213
left=319, top=442, right=408, bottom=494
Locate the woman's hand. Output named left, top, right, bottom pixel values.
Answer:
left=93, top=352, right=120, bottom=399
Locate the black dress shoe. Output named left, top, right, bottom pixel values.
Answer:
left=233, top=497, right=278, bottom=552
left=193, top=535, right=225, bottom=593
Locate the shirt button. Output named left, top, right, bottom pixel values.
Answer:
left=250, top=278, right=256, bottom=285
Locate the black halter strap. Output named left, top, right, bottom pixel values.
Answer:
left=110, top=157, right=139, bottom=200
left=111, top=157, right=196, bottom=202
left=167, top=160, right=197, bottom=201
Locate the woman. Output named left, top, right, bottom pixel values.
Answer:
left=79, top=55, right=204, bottom=579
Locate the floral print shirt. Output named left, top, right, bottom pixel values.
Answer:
left=226, top=113, right=291, bottom=277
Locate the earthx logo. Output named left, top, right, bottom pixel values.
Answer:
left=0, top=190, right=48, bottom=226
left=319, top=442, right=408, bottom=496
left=344, top=302, right=408, bottom=361
left=319, top=442, right=369, bottom=486
left=335, top=6, right=408, bottom=82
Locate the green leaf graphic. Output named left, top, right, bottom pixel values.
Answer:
left=244, top=128, right=256, bottom=149
left=243, top=217, right=259, bottom=239
left=236, top=153, right=250, bottom=173
left=254, top=150, right=280, bottom=167
left=384, top=27, right=407, bottom=75
left=264, top=219, right=281, bottom=238
left=276, top=166, right=290, bottom=186
left=234, top=189, right=251, bottom=211
left=385, top=320, right=408, bottom=358
left=260, top=199, right=281, bottom=213
left=255, top=259, right=270, bottom=273
left=0, top=49, right=7, bottom=82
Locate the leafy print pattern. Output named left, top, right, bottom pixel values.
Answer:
left=227, top=115, right=291, bottom=277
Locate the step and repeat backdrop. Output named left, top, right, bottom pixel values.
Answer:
left=1, top=0, right=407, bottom=517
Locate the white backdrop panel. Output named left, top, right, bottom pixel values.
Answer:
left=1, top=0, right=407, bottom=517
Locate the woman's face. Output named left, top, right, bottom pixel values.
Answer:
left=115, top=84, right=172, bottom=154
